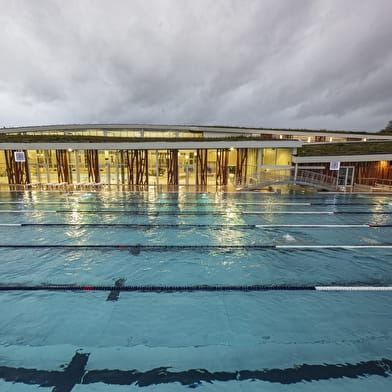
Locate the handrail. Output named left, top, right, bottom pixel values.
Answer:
left=357, top=178, right=392, bottom=186
left=237, top=169, right=338, bottom=190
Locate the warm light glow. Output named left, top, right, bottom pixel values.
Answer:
left=329, top=137, right=333, bottom=142
left=363, top=138, right=367, bottom=141
left=307, top=137, right=311, bottom=143
left=279, top=135, right=283, bottom=139
left=380, top=160, right=388, bottom=168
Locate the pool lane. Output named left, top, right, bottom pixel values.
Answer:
left=1, top=192, right=392, bottom=391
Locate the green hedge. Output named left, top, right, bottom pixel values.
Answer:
left=297, top=142, right=392, bottom=156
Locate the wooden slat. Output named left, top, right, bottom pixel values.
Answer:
left=55, top=150, right=71, bottom=183
left=85, top=150, right=100, bottom=183
left=4, top=150, right=30, bottom=187
left=216, top=148, right=229, bottom=186
left=126, top=150, right=148, bottom=185
left=196, top=149, right=208, bottom=186
left=236, top=148, right=247, bottom=185
left=167, top=149, right=179, bottom=185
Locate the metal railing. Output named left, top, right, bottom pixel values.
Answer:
left=295, top=169, right=338, bottom=188
left=357, top=178, right=392, bottom=187
left=237, top=169, right=338, bottom=190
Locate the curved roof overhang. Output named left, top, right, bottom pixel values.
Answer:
left=1, top=124, right=391, bottom=140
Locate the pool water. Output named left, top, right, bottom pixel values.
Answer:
left=0, top=191, right=391, bottom=391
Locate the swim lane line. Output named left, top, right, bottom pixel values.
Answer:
left=0, top=284, right=391, bottom=292
left=2, top=223, right=389, bottom=228
left=0, top=244, right=391, bottom=250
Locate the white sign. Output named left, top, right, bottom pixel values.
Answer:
left=329, top=161, right=340, bottom=171
left=14, top=151, right=26, bottom=162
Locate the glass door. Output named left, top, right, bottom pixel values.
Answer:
left=338, top=166, right=355, bottom=186
left=179, top=151, right=196, bottom=186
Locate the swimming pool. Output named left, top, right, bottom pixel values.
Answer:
left=0, top=191, right=391, bottom=391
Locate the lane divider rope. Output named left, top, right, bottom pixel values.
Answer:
left=2, top=223, right=390, bottom=228
left=0, top=284, right=391, bottom=292
left=0, top=201, right=389, bottom=206
left=0, top=244, right=391, bottom=250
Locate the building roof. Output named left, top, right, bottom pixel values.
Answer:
left=1, top=123, right=392, bottom=140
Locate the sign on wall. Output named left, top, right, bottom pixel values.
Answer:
left=14, top=151, right=26, bottom=162
left=329, top=161, right=340, bottom=171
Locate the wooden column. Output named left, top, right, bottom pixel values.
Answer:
left=196, top=149, right=208, bottom=186
left=167, top=149, right=179, bottom=185
left=4, top=150, right=30, bottom=186
left=236, top=148, right=248, bottom=185
left=56, top=150, right=71, bottom=183
left=126, top=150, right=148, bottom=185
left=216, top=148, right=229, bottom=186
left=86, top=150, right=100, bottom=183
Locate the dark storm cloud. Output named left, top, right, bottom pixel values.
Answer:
left=0, top=0, right=391, bottom=131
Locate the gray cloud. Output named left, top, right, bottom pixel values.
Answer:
left=0, top=0, right=391, bottom=131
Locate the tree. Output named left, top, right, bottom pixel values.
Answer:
left=379, top=120, right=392, bottom=134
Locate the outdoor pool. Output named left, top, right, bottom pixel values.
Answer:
left=0, top=190, right=391, bottom=391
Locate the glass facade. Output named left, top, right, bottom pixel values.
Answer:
left=262, top=148, right=292, bottom=166
left=0, top=147, right=294, bottom=187
left=27, top=150, right=57, bottom=184
left=143, top=131, right=177, bottom=138
left=6, top=128, right=204, bottom=138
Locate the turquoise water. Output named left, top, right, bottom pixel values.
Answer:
left=0, top=191, right=391, bottom=391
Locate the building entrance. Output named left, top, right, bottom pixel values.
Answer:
left=338, top=166, right=355, bottom=187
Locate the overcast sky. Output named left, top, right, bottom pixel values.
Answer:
left=0, top=0, right=391, bottom=131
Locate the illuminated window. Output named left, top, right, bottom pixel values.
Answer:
left=276, top=149, right=291, bottom=166
left=263, top=149, right=276, bottom=165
